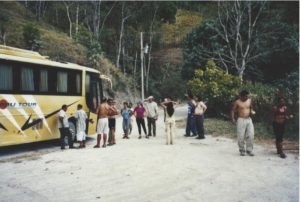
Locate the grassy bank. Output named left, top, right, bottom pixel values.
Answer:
left=177, top=118, right=299, bottom=142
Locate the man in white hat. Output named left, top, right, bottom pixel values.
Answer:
left=144, top=95, right=159, bottom=137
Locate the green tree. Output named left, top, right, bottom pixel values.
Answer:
left=22, top=23, right=41, bottom=50
left=187, top=60, right=241, bottom=116
left=182, top=1, right=298, bottom=82
left=87, top=40, right=102, bottom=69
left=0, top=12, right=10, bottom=45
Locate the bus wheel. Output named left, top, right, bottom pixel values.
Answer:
left=68, top=121, right=76, bottom=142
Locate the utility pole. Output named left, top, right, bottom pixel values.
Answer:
left=140, top=32, right=144, bottom=101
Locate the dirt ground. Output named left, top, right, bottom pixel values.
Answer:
left=0, top=106, right=298, bottom=202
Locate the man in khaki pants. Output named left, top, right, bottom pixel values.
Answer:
left=231, top=90, right=255, bottom=156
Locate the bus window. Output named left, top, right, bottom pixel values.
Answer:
left=0, top=64, right=13, bottom=90
left=96, top=79, right=101, bottom=105
left=76, top=73, right=81, bottom=94
left=39, top=69, right=48, bottom=92
left=85, top=74, right=90, bottom=93
left=21, top=67, right=35, bottom=91
left=57, top=71, right=68, bottom=93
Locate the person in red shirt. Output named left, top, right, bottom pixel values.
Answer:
left=134, top=101, right=148, bottom=139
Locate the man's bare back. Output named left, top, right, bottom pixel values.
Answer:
left=97, top=103, right=111, bottom=118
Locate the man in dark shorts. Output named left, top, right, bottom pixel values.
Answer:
left=108, top=98, right=118, bottom=146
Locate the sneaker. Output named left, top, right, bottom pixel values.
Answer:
left=191, top=134, right=197, bottom=137
left=240, top=152, right=246, bottom=156
left=184, top=134, right=190, bottom=137
left=138, top=136, right=142, bottom=139
left=196, top=136, right=205, bottom=139
left=246, top=151, right=255, bottom=156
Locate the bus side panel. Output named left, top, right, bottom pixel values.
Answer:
left=0, top=94, right=84, bottom=147
left=87, top=111, right=97, bottom=135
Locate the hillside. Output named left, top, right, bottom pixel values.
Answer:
left=0, top=2, right=87, bottom=64
left=0, top=1, right=206, bottom=101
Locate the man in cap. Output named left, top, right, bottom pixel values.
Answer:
left=144, top=96, right=159, bottom=137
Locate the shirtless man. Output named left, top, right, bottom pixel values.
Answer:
left=94, top=98, right=112, bottom=148
left=108, top=99, right=118, bottom=146
left=231, top=90, right=255, bottom=156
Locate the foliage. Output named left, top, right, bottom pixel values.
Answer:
left=240, top=82, right=278, bottom=123
left=39, top=28, right=87, bottom=64
left=243, top=70, right=299, bottom=128
left=75, top=24, right=92, bottom=47
left=182, top=1, right=299, bottom=81
left=22, top=23, right=41, bottom=50
left=154, top=63, right=185, bottom=100
left=187, top=60, right=241, bottom=115
left=87, top=40, right=102, bottom=69
left=0, top=12, right=10, bottom=45
left=160, top=9, right=203, bottom=46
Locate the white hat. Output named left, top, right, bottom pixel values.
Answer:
left=147, top=96, right=154, bottom=100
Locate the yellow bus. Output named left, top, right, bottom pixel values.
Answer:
left=0, top=45, right=107, bottom=147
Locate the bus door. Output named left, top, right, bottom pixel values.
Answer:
left=85, top=73, right=102, bottom=135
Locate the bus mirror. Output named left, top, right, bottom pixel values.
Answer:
left=100, top=74, right=112, bottom=89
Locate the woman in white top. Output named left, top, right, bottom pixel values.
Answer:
left=194, top=96, right=207, bottom=139
left=161, top=98, right=177, bottom=145
left=75, top=104, right=88, bottom=148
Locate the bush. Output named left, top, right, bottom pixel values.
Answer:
left=23, top=23, right=41, bottom=50
left=241, top=82, right=278, bottom=122
left=239, top=82, right=298, bottom=140
left=187, top=61, right=298, bottom=140
left=187, top=60, right=241, bottom=116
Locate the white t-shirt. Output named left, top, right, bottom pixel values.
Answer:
left=195, top=101, right=207, bottom=115
left=58, top=109, right=69, bottom=128
left=75, top=109, right=87, bottom=133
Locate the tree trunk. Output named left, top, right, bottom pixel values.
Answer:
left=116, top=3, right=128, bottom=69
left=64, top=2, right=73, bottom=39
left=75, top=4, right=79, bottom=38
left=133, top=51, right=137, bottom=99
left=92, top=0, right=101, bottom=40
left=145, top=6, right=158, bottom=93
left=2, top=32, right=6, bottom=46
left=55, top=7, right=59, bottom=25
left=122, top=46, right=125, bottom=74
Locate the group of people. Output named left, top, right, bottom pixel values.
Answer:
left=230, top=90, right=293, bottom=158
left=57, top=96, right=162, bottom=149
left=57, top=90, right=293, bottom=159
left=58, top=104, right=87, bottom=149
left=183, top=90, right=293, bottom=159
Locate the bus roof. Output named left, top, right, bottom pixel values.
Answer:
left=0, top=45, right=100, bottom=74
